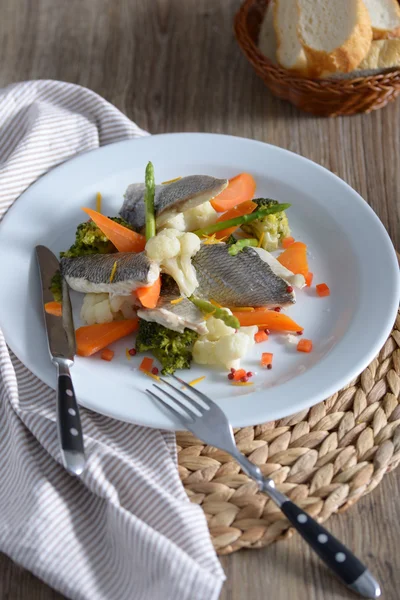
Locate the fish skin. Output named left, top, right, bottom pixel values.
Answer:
left=137, top=277, right=207, bottom=335
left=120, top=175, right=228, bottom=231
left=60, top=252, right=160, bottom=295
left=192, top=245, right=295, bottom=308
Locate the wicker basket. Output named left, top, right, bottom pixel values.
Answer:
left=234, top=0, right=400, bottom=116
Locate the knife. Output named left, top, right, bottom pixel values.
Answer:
left=36, top=245, right=85, bottom=475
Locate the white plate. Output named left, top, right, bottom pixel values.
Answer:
left=0, top=134, right=399, bottom=430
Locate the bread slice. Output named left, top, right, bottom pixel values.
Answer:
left=326, top=38, right=400, bottom=78
left=274, top=0, right=308, bottom=74
left=297, top=0, right=373, bottom=76
left=258, top=1, right=278, bottom=63
left=363, top=0, right=400, bottom=39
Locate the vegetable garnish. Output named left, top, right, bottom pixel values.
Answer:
left=140, top=357, right=154, bottom=372
left=81, top=208, right=146, bottom=253
left=194, top=203, right=291, bottom=238
left=316, top=283, right=330, bottom=297
left=228, top=238, right=258, bottom=256
left=162, top=176, right=182, bottom=185
left=144, top=161, right=156, bottom=241
left=241, top=199, right=291, bottom=252
left=215, top=200, right=257, bottom=239
left=305, top=272, right=314, bottom=287
left=282, top=236, right=295, bottom=249
left=101, top=348, right=114, bottom=361
left=210, top=173, right=256, bottom=212
left=203, top=233, right=224, bottom=245
left=136, top=320, right=198, bottom=375
left=136, top=276, right=161, bottom=309
left=261, top=352, right=273, bottom=368
left=228, top=306, right=254, bottom=312
left=297, top=339, right=313, bottom=353
left=96, top=192, right=102, bottom=213
left=170, top=297, right=184, bottom=305
left=255, top=330, right=269, bottom=343
left=277, top=241, right=308, bottom=277
left=44, top=301, right=62, bottom=317
left=109, top=261, right=118, bottom=283
left=232, top=381, right=254, bottom=386
left=143, top=370, right=161, bottom=382
left=76, top=319, right=139, bottom=357
left=189, top=296, right=240, bottom=329
left=257, top=232, right=265, bottom=248
left=50, top=271, right=63, bottom=302
left=233, top=368, right=247, bottom=381
left=188, top=376, right=206, bottom=387
left=233, top=309, right=302, bottom=332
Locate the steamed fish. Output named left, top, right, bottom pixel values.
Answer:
left=137, top=277, right=207, bottom=335
left=120, top=175, right=228, bottom=231
left=60, top=252, right=159, bottom=295
left=192, top=245, right=295, bottom=308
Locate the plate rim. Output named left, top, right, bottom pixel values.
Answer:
left=0, top=132, right=399, bottom=430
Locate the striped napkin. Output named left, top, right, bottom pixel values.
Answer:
left=0, top=80, right=225, bottom=600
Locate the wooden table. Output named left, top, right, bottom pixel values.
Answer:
left=0, top=1, right=399, bottom=599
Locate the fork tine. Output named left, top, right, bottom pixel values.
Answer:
left=160, top=377, right=206, bottom=413
left=153, top=384, right=198, bottom=420
left=146, top=389, right=190, bottom=426
left=171, top=374, right=214, bottom=407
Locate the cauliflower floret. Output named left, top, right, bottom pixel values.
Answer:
left=242, top=199, right=290, bottom=252
left=193, top=323, right=257, bottom=370
left=81, top=293, right=136, bottom=325
left=145, top=229, right=201, bottom=296
left=162, top=202, right=218, bottom=232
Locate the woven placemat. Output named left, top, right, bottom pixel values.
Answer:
left=177, top=309, right=400, bottom=555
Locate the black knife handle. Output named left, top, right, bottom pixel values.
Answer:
left=56, top=361, right=85, bottom=475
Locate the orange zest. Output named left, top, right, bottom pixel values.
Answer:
left=101, top=348, right=114, bottom=361
left=297, top=339, right=313, bottom=353
left=82, top=207, right=146, bottom=253
left=211, top=173, right=256, bottom=213
left=44, top=301, right=62, bottom=317
left=316, top=283, right=330, bottom=297
left=136, top=276, right=161, bottom=309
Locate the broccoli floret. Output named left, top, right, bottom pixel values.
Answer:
left=50, top=270, right=63, bottom=302
left=225, top=234, right=237, bottom=246
left=242, top=198, right=290, bottom=251
left=136, top=319, right=198, bottom=375
left=60, top=217, right=134, bottom=258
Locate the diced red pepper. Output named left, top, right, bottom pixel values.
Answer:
left=297, top=339, right=313, bottom=353
left=316, top=283, right=330, bottom=297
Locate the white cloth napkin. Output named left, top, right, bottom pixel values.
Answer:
left=0, top=80, right=225, bottom=600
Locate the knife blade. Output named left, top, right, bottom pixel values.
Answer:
left=36, top=245, right=85, bottom=475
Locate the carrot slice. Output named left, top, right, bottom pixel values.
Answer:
left=233, top=368, right=247, bottom=381
left=101, top=348, right=114, bottom=361
left=76, top=319, right=138, bottom=357
left=232, top=309, right=302, bottom=332
left=316, top=283, right=330, bottom=297
left=44, top=301, right=62, bottom=317
left=255, top=330, right=269, bottom=343
left=261, top=352, right=273, bottom=367
left=136, top=276, right=161, bottom=309
left=305, top=272, right=314, bottom=287
left=282, top=236, right=295, bottom=249
left=297, top=339, right=313, bottom=353
left=82, top=207, right=146, bottom=253
left=211, top=173, right=256, bottom=212
left=215, top=200, right=257, bottom=239
left=277, top=241, right=308, bottom=277
left=140, top=357, right=154, bottom=372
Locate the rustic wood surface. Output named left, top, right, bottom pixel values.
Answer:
left=0, top=0, right=399, bottom=599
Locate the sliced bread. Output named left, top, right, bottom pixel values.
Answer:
left=363, top=0, right=400, bottom=40
left=327, top=38, right=400, bottom=78
left=258, top=1, right=277, bottom=63
left=297, top=0, right=373, bottom=76
left=274, top=0, right=308, bottom=74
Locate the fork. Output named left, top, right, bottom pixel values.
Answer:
left=147, top=375, right=381, bottom=599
